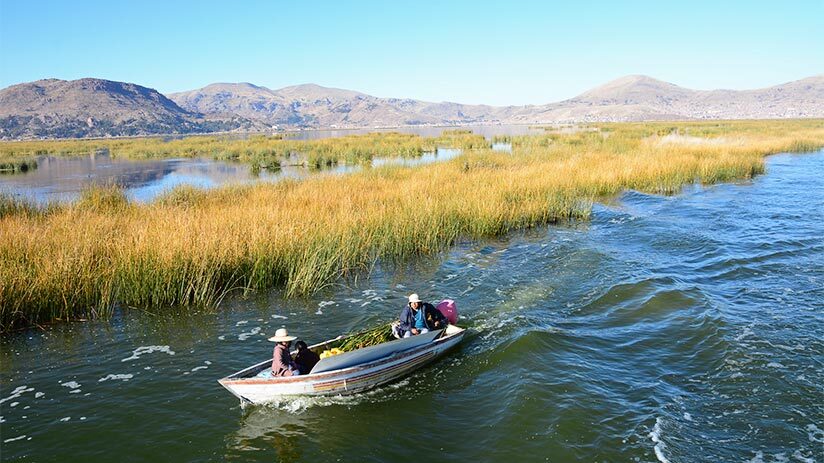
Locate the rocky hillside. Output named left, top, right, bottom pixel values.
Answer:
left=0, top=78, right=254, bottom=139
left=172, top=75, right=824, bottom=128
left=513, top=75, right=824, bottom=123
left=2, top=75, right=822, bottom=139
left=169, top=83, right=506, bottom=128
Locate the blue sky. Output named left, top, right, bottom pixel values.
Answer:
left=1, top=0, right=821, bottom=105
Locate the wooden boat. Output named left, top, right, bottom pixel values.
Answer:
left=218, top=324, right=465, bottom=405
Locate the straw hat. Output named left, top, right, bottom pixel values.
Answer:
left=268, top=327, right=297, bottom=342
left=408, top=293, right=421, bottom=303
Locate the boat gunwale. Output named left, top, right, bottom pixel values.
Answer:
left=218, top=326, right=465, bottom=386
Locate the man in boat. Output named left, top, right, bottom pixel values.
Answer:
left=396, top=293, right=448, bottom=338
left=268, top=328, right=301, bottom=376
left=294, top=340, right=320, bottom=375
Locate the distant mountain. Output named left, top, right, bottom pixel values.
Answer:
left=2, top=75, right=822, bottom=139
left=169, top=83, right=505, bottom=128
left=167, top=82, right=302, bottom=126
left=512, top=75, right=824, bottom=123
left=172, top=75, right=824, bottom=128
left=0, top=78, right=256, bottom=139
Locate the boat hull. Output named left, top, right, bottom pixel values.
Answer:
left=218, top=326, right=465, bottom=404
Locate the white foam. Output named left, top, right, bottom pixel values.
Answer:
left=10, top=402, right=19, bottom=407
left=735, top=326, right=755, bottom=341
left=218, top=335, right=226, bottom=340
left=766, top=362, right=785, bottom=368
left=34, top=392, right=45, bottom=399
left=648, top=417, right=672, bottom=463
left=69, top=390, right=81, bottom=394
left=3, top=435, right=26, bottom=443
left=122, top=345, right=175, bottom=362
left=235, top=320, right=248, bottom=326
left=61, top=381, right=81, bottom=390
left=59, top=416, right=71, bottom=422
left=316, top=300, right=336, bottom=315
left=98, top=374, right=134, bottom=382
left=238, top=326, right=261, bottom=341
left=746, top=450, right=765, bottom=463
left=0, top=385, right=35, bottom=404
left=190, top=366, right=208, bottom=372
left=807, top=423, right=824, bottom=443
left=792, top=450, right=815, bottom=463
left=204, top=361, right=212, bottom=365
left=683, top=413, right=692, bottom=421
left=271, top=314, right=288, bottom=319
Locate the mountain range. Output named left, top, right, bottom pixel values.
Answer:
left=1, top=75, right=822, bottom=139
left=0, top=79, right=258, bottom=139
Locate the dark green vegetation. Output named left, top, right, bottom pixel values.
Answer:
left=0, top=156, right=37, bottom=174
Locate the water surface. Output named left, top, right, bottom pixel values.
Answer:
left=1, top=151, right=822, bottom=462
left=0, top=148, right=462, bottom=204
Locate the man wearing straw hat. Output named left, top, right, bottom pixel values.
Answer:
left=269, top=327, right=301, bottom=377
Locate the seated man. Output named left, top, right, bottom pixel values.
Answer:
left=268, top=328, right=300, bottom=376
left=293, top=340, right=320, bottom=375
left=397, top=293, right=447, bottom=338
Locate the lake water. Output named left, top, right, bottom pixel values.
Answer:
left=0, top=148, right=462, bottom=204
left=282, top=124, right=540, bottom=141
left=1, top=151, right=822, bottom=462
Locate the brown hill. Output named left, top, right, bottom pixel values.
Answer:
left=169, top=83, right=505, bottom=128
left=2, top=75, right=822, bottom=139
left=0, top=78, right=253, bottom=139
left=512, top=75, right=824, bottom=123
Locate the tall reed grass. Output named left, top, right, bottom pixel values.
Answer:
left=0, top=157, right=38, bottom=174
left=0, top=131, right=490, bottom=169
left=1, top=120, right=822, bottom=331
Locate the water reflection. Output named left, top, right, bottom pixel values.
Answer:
left=0, top=148, right=462, bottom=204
left=228, top=407, right=310, bottom=461
left=371, top=148, right=461, bottom=168
left=491, top=142, right=512, bottom=152
left=284, top=124, right=539, bottom=141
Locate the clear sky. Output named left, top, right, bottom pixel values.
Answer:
left=1, top=0, right=822, bottom=105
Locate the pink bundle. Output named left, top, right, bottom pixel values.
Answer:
left=437, top=299, right=459, bottom=325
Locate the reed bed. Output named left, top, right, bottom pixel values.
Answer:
left=0, top=157, right=38, bottom=174
left=1, top=120, right=823, bottom=331
left=0, top=131, right=490, bottom=169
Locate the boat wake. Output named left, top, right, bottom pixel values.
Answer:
left=648, top=417, right=672, bottom=463
left=254, top=377, right=414, bottom=413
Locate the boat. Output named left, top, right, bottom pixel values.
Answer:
left=218, top=324, right=466, bottom=405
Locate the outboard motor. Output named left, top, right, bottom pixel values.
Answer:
left=437, top=299, right=458, bottom=325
